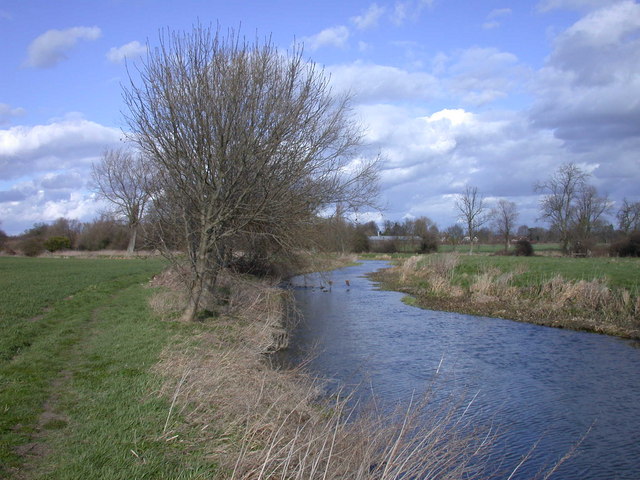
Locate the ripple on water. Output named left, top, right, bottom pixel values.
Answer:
left=282, top=261, right=640, bottom=480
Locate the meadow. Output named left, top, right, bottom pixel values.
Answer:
left=370, top=251, right=640, bottom=338
left=0, top=256, right=221, bottom=478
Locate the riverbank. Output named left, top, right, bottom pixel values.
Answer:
left=369, top=254, right=640, bottom=340
left=148, top=259, right=502, bottom=478
left=4, top=255, right=503, bottom=479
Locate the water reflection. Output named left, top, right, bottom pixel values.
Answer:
left=281, top=260, right=640, bottom=479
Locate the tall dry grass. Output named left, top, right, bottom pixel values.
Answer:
left=150, top=266, right=511, bottom=479
left=392, top=255, right=639, bottom=335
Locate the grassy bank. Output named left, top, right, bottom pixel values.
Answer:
left=370, top=253, right=640, bottom=339
left=2, top=255, right=519, bottom=479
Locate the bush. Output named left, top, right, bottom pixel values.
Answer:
left=609, top=231, right=640, bottom=257
left=513, top=239, right=534, bottom=256
left=44, top=236, right=71, bottom=252
left=20, top=237, right=45, bottom=257
left=351, top=230, right=370, bottom=253
left=418, top=234, right=438, bottom=254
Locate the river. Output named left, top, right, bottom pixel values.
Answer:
left=280, top=260, right=640, bottom=479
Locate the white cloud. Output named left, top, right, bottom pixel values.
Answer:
left=0, top=103, right=26, bottom=126
left=0, top=116, right=121, bottom=234
left=537, top=0, right=620, bottom=12
left=352, top=3, right=386, bottom=30
left=391, top=0, right=434, bottom=25
left=302, top=26, right=350, bottom=51
left=328, top=62, right=440, bottom=103
left=106, top=40, right=147, bottom=63
left=24, top=26, right=102, bottom=68
left=0, top=115, right=121, bottom=179
left=531, top=1, right=640, bottom=144
left=483, top=8, right=512, bottom=29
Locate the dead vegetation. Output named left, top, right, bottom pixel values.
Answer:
left=148, top=266, right=508, bottom=479
left=380, top=254, right=640, bottom=338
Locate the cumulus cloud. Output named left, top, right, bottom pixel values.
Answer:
left=328, top=62, right=440, bottom=103
left=350, top=98, right=625, bottom=228
left=0, top=116, right=120, bottom=234
left=106, top=40, right=147, bottom=63
left=24, top=26, right=101, bottom=68
left=445, top=47, right=525, bottom=105
left=302, top=26, right=350, bottom=51
left=352, top=3, right=386, bottom=30
left=531, top=1, right=640, bottom=144
left=0, top=115, right=121, bottom=180
left=0, top=103, right=26, bottom=126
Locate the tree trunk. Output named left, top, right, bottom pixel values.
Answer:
left=127, top=225, right=138, bottom=255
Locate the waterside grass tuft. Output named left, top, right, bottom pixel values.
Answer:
left=371, top=253, right=640, bottom=339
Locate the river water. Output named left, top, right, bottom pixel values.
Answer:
left=281, top=260, right=640, bottom=479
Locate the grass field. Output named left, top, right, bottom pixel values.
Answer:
left=0, top=256, right=219, bottom=479
left=371, top=251, right=640, bottom=338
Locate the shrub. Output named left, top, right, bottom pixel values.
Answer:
left=609, top=231, right=640, bottom=257
left=351, top=230, right=370, bottom=253
left=418, top=234, right=438, bottom=253
left=513, top=239, right=534, bottom=256
left=20, top=237, right=45, bottom=257
left=44, top=236, right=71, bottom=252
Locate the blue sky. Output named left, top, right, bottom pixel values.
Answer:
left=1, top=0, right=639, bottom=235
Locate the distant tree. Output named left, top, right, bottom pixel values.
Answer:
left=445, top=224, right=464, bottom=249
left=617, top=198, right=640, bottom=234
left=535, top=163, right=589, bottom=254
left=359, top=220, right=379, bottom=236
left=572, top=185, right=612, bottom=243
left=0, top=226, right=7, bottom=251
left=516, top=224, right=530, bottom=240
left=455, top=185, right=487, bottom=253
left=48, top=217, right=82, bottom=249
left=77, top=215, right=129, bottom=251
left=44, top=236, right=71, bottom=252
left=491, top=199, right=519, bottom=251
left=91, top=148, right=152, bottom=255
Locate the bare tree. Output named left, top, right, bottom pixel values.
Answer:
left=455, top=185, right=487, bottom=253
left=535, top=163, right=589, bottom=254
left=91, top=149, right=151, bottom=254
left=573, top=185, right=612, bottom=241
left=617, top=198, right=640, bottom=233
left=123, top=25, right=378, bottom=321
left=490, top=199, right=519, bottom=252
left=91, top=148, right=152, bottom=254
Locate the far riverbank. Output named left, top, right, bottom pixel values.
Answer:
left=368, top=253, right=640, bottom=340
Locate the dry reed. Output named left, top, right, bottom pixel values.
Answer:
left=150, top=266, right=505, bottom=479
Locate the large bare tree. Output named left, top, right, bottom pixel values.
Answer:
left=573, top=185, right=612, bottom=241
left=535, top=163, right=612, bottom=253
left=455, top=185, right=487, bottom=253
left=91, top=148, right=152, bottom=254
left=535, top=163, right=589, bottom=253
left=123, top=26, right=378, bottom=320
left=617, top=198, right=640, bottom=233
left=490, top=199, right=519, bottom=251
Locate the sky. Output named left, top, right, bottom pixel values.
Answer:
left=1, top=0, right=639, bottom=235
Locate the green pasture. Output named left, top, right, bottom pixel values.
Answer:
left=0, top=256, right=216, bottom=479
left=422, top=253, right=640, bottom=294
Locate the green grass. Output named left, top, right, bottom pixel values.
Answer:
left=442, top=255, right=640, bottom=293
left=0, top=256, right=218, bottom=479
